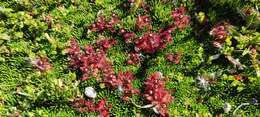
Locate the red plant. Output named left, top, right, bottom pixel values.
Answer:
left=43, top=14, right=52, bottom=29
left=123, top=32, right=136, bottom=43
left=119, top=28, right=127, bottom=34
left=66, top=39, right=141, bottom=101
left=234, top=75, right=242, bottom=81
left=80, top=49, right=115, bottom=81
left=65, top=38, right=81, bottom=69
left=106, top=13, right=120, bottom=33
left=175, top=15, right=190, bottom=29
left=95, top=99, right=111, bottom=117
left=102, top=70, right=120, bottom=88
left=127, top=52, right=142, bottom=65
left=31, top=57, right=52, bottom=72
left=65, top=38, right=81, bottom=55
left=118, top=28, right=136, bottom=43
left=72, top=98, right=111, bottom=117
left=128, top=0, right=135, bottom=3
left=172, top=7, right=186, bottom=19
left=209, top=23, right=229, bottom=48
left=166, top=52, right=182, bottom=64
left=172, top=7, right=190, bottom=29
left=117, top=71, right=140, bottom=101
left=136, top=15, right=152, bottom=30
left=135, top=33, right=161, bottom=53
left=96, top=39, right=117, bottom=51
left=158, top=27, right=174, bottom=49
left=89, top=16, right=106, bottom=32
left=89, top=14, right=121, bottom=33
left=66, top=38, right=116, bottom=81
left=135, top=32, right=172, bottom=53
left=144, top=72, right=173, bottom=117
left=233, top=74, right=249, bottom=82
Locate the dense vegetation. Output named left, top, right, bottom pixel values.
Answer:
left=0, top=0, right=259, bottom=116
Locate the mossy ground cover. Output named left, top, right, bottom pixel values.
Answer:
left=0, top=0, right=259, bottom=117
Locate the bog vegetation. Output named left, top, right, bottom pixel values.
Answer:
left=0, top=0, right=259, bottom=116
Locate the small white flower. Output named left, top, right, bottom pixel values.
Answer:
left=157, top=71, right=163, bottom=78
left=256, top=71, right=260, bottom=77
left=97, top=10, right=103, bottom=17
left=197, top=76, right=210, bottom=90
left=223, top=102, right=231, bottom=113
left=211, top=54, right=220, bottom=60
left=87, top=29, right=92, bottom=34
left=84, top=87, right=97, bottom=98
left=6, top=112, right=11, bottom=116
left=11, top=107, right=17, bottom=110
left=118, top=85, right=124, bottom=92
left=195, top=113, right=199, bottom=117
left=139, top=53, right=144, bottom=57
left=134, top=47, right=140, bottom=52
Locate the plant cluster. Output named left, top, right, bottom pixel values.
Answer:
left=64, top=4, right=191, bottom=116
left=72, top=98, right=111, bottom=117
left=0, top=0, right=259, bottom=117
left=143, top=72, right=173, bottom=116
left=31, top=57, right=52, bottom=72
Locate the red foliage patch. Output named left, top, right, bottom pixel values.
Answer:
left=66, top=39, right=138, bottom=95
left=172, top=7, right=190, bottom=29
left=118, top=28, right=136, bottom=43
left=166, top=52, right=182, bottom=64
left=89, top=14, right=120, bottom=33
left=117, top=71, right=140, bottom=101
left=123, top=32, right=136, bottom=43
left=80, top=49, right=115, bottom=81
left=233, top=74, right=249, bottom=82
left=106, top=13, right=121, bottom=33
left=31, top=57, right=52, bottom=72
left=66, top=38, right=116, bottom=82
left=127, top=52, right=142, bottom=65
left=172, top=7, right=186, bottom=19
left=65, top=38, right=81, bottom=69
left=135, top=32, right=172, bottom=53
left=135, top=33, right=161, bottom=53
left=136, top=15, right=152, bottom=30
left=72, top=98, right=111, bottom=117
left=158, top=27, right=174, bottom=49
left=96, top=39, right=117, bottom=51
left=144, top=72, right=173, bottom=117
left=43, top=14, right=52, bottom=29
left=68, top=6, right=192, bottom=116
left=89, top=16, right=106, bottom=32
left=210, top=23, right=229, bottom=48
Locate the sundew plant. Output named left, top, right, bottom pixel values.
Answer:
left=0, top=0, right=259, bottom=117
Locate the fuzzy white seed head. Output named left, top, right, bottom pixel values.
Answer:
left=197, top=76, right=210, bottom=90
left=118, top=85, right=124, bottom=92
left=223, top=102, right=231, bottom=113
left=84, top=87, right=97, bottom=98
